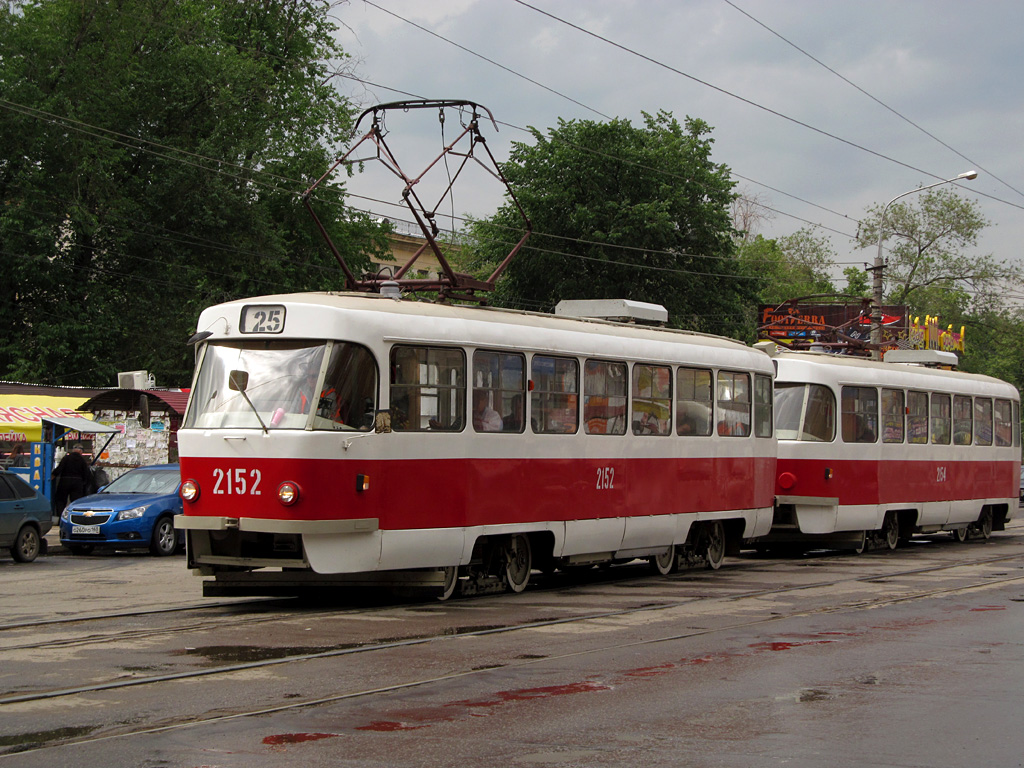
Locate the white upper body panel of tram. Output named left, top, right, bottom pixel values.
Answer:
left=772, top=347, right=1019, bottom=401
left=194, top=292, right=774, bottom=374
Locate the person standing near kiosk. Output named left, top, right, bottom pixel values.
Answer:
left=52, top=444, right=92, bottom=513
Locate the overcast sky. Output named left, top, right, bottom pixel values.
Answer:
left=331, top=0, right=1024, bottom=293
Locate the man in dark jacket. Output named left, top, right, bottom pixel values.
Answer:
left=53, top=444, right=92, bottom=513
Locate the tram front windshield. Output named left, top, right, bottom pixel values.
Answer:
left=184, top=340, right=377, bottom=431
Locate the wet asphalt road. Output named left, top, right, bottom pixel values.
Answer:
left=2, top=523, right=1023, bottom=767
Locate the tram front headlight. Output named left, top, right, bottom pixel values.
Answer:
left=181, top=479, right=200, bottom=503
left=277, top=481, right=300, bottom=506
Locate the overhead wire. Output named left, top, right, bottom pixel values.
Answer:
left=720, top=0, right=1024, bottom=203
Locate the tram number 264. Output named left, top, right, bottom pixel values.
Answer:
left=212, top=467, right=263, bottom=496
left=596, top=466, right=616, bottom=490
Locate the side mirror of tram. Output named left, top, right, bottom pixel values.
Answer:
left=228, top=370, right=249, bottom=392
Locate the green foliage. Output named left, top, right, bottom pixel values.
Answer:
left=736, top=228, right=836, bottom=306
left=855, top=189, right=1017, bottom=316
left=0, top=0, right=387, bottom=386
left=841, top=266, right=870, bottom=298
left=464, top=112, right=756, bottom=338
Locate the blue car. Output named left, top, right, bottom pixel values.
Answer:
left=59, top=464, right=183, bottom=556
left=0, top=470, right=52, bottom=562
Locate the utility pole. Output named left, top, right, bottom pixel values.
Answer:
left=870, top=171, right=978, bottom=360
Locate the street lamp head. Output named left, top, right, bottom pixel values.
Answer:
left=957, top=170, right=978, bottom=180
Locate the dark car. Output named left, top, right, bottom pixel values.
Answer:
left=0, top=469, right=52, bottom=562
left=59, top=464, right=183, bottom=556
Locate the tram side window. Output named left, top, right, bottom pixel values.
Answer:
left=907, top=391, right=928, bottom=444
left=676, top=367, right=713, bottom=436
left=774, top=383, right=834, bottom=441
left=930, top=393, right=951, bottom=445
left=754, top=374, right=773, bottom=438
left=881, top=388, right=904, bottom=443
left=390, top=346, right=465, bottom=432
left=473, top=351, right=525, bottom=433
left=952, top=395, right=973, bottom=446
left=994, top=399, right=1013, bottom=447
left=841, top=386, right=878, bottom=443
left=717, top=371, right=751, bottom=437
left=532, top=356, right=579, bottom=434
left=584, top=360, right=627, bottom=435
left=632, top=364, right=671, bottom=436
left=974, top=398, right=993, bottom=446
left=1014, top=402, right=1021, bottom=447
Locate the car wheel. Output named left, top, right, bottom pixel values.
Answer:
left=149, top=516, right=178, bottom=556
left=12, top=525, right=41, bottom=563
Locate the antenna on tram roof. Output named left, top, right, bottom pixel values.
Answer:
left=301, top=100, right=532, bottom=304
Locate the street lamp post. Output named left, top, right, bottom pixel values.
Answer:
left=870, top=170, right=978, bottom=359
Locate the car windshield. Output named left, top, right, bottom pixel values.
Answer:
left=102, top=469, right=180, bottom=495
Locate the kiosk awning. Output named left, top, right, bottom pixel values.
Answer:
left=0, top=394, right=97, bottom=443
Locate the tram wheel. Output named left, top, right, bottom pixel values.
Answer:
left=704, top=521, right=725, bottom=570
left=976, top=508, right=993, bottom=540
left=438, top=566, right=459, bottom=601
left=503, top=534, right=532, bottom=593
left=881, top=513, right=899, bottom=551
left=649, top=545, right=677, bottom=576
left=852, top=531, right=868, bottom=554
left=951, top=526, right=969, bottom=543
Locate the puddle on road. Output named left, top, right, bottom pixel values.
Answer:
left=0, top=725, right=100, bottom=753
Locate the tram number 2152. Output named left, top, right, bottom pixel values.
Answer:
left=596, top=466, right=615, bottom=490
left=212, top=467, right=263, bottom=496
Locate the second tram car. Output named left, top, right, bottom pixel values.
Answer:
left=766, top=345, right=1020, bottom=551
left=176, top=293, right=777, bottom=596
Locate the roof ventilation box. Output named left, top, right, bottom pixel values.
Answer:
left=554, top=299, right=668, bottom=325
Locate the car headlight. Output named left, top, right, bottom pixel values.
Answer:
left=116, top=506, right=148, bottom=521
left=61, top=507, right=70, bottom=521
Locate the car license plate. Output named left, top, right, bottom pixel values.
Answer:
left=72, top=525, right=100, bottom=535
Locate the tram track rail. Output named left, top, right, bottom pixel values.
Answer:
left=3, top=549, right=1024, bottom=758
left=3, top=542, right=1023, bottom=759
left=3, top=546, right=1022, bottom=708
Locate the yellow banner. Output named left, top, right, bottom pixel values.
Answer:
left=0, top=394, right=94, bottom=444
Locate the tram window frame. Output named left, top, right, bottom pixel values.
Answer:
left=676, top=367, right=713, bottom=436
left=389, top=345, right=466, bottom=432
left=994, top=398, right=1013, bottom=447
left=583, top=359, right=628, bottom=436
left=472, top=350, right=526, bottom=434
left=881, top=388, right=905, bottom=443
left=930, top=393, right=952, bottom=445
left=754, top=374, right=773, bottom=438
left=841, top=386, right=878, bottom=443
left=716, top=371, right=751, bottom=437
left=974, top=398, right=993, bottom=446
left=1014, top=401, right=1021, bottom=447
left=907, top=390, right=929, bottom=444
left=774, top=383, right=835, bottom=442
left=531, top=355, right=579, bottom=435
left=952, top=394, right=973, bottom=446
left=632, top=363, right=672, bottom=436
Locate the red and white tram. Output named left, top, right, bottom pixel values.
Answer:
left=176, top=293, right=777, bottom=596
left=767, top=345, right=1020, bottom=551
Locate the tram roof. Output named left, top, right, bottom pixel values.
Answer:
left=772, top=347, right=1018, bottom=397
left=198, top=292, right=771, bottom=369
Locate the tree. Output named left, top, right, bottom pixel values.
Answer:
left=736, top=228, right=836, bottom=306
left=465, top=112, right=756, bottom=338
left=0, top=0, right=387, bottom=386
left=854, top=189, right=1018, bottom=317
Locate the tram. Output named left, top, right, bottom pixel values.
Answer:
left=766, top=345, right=1020, bottom=551
left=175, top=293, right=777, bottom=596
